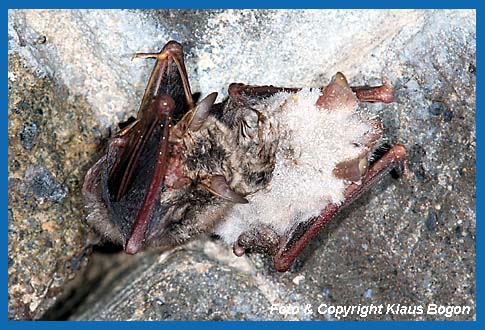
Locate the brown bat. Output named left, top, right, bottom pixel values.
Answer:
left=83, top=40, right=406, bottom=272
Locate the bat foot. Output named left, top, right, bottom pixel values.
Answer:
left=232, top=225, right=281, bottom=257
left=352, top=84, right=393, bottom=103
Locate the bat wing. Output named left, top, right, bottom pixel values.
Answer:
left=102, top=41, right=194, bottom=254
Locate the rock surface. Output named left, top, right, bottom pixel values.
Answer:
left=8, top=9, right=475, bottom=320
left=8, top=54, right=95, bottom=319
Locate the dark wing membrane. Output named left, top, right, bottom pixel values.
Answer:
left=101, top=41, right=194, bottom=253
left=108, top=41, right=193, bottom=203
left=103, top=114, right=170, bottom=240
left=107, top=118, right=159, bottom=202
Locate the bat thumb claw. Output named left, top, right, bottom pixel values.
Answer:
left=233, top=242, right=246, bottom=257
left=124, top=234, right=143, bottom=254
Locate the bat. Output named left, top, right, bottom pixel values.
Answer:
left=82, top=40, right=407, bottom=272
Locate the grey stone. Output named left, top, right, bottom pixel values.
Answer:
left=19, top=122, right=38, bottom=151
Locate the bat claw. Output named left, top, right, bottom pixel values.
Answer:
left=124, top=235, right=142, bottom=255
left=132, top=41, right=184, bottom=62
left=233, top=242, right=246, bottom=257
left=132, top=52, right=169, bottom=61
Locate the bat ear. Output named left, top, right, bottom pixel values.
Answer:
left=316, top=72, right=357, bottom=111
left=201, top=175, right=249, bottom=204
left=188, top=92, right=218, bottom=132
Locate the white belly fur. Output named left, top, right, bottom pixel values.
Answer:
left=215, top=88, right=371, bottom=244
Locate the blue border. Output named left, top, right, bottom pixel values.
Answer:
left=475, top=1, right=481, bottom=328
left=4, top=1, right=479, bottom=329
left=3, top=1, right=8, bottom=325
left=3, top=0, right=477, bottom=9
